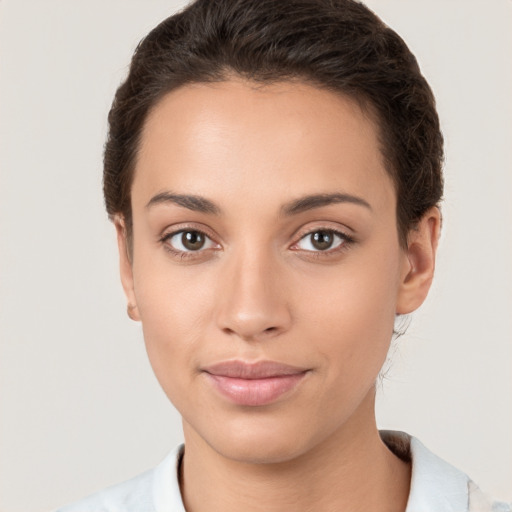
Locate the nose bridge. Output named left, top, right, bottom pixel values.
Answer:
left=216, top=241, right=291, bottom=340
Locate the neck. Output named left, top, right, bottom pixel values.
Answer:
left=180, top=389, right=410, bottom=512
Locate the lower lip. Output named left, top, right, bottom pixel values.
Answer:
left=204, top=373, right=307, bottom=406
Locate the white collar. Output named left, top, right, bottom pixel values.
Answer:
left=152, top=444, right=186, bottom=512
left=380, top=430, right=470, bottom=511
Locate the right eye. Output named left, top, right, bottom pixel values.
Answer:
left=163, top=230, right=218, bottom=253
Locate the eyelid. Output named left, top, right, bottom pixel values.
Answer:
left=158, top=223, right=222, bottom=257
left=166, top=231, right=217, bottom=252
left=159, top=222, right=219, bottom=242
left=289, top=224, right=356, bottom=254
left=296, top=231, right=345, bottom=251
left=290, top=222, right=355, bottom=243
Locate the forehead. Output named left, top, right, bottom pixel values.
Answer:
left=133, top=79, right=394, bottom=213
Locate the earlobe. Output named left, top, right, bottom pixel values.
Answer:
left=114, top=215, right=140, bottom=322
left=396, top=207, right=441, bottom=315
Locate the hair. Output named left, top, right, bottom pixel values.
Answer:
left=104, top=0, right=443, bottom=248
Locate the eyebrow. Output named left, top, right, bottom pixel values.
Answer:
left=146, top=192, right=221, bottom=214
left=145, top=191, right=371, bottom=216
left=281, top=193, right=372, bottom=215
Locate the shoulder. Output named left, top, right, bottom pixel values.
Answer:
left=55, top=468, right=155, bottom=512
left=381, top=430, right=511, bottom=512
left=468, top=481, right=512, bottom=512
left=55, top=445, right=185, bottom=512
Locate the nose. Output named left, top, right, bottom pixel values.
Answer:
left=215, top=246, right=292, bottom=342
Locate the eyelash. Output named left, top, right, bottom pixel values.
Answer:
left=291, top=228, right=355, bottom=258
left=159, top=226, right=219, bottom=260
left=158, top=227, right=355, bottom=260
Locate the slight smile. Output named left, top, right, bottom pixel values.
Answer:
left=202, top=360, right=310, bottom=407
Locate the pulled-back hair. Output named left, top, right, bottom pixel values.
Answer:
left=104, top=0, right=443, bottom=247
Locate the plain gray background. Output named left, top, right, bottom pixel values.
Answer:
left=1, top=1, right=511, bottom=510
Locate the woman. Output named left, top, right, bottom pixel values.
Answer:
left=56, top=0, right=510, bottom=510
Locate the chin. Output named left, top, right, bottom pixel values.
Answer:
left=213, top=434, right=311, bottom=465
left=187, top=410, right=327, bottom=465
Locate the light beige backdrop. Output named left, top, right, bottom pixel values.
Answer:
left=1, top=1, right=511, bottom=511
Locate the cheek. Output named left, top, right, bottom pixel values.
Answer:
left=297, top=248, right=402, bottom=380
left=131, top=256, right=219, bottom=400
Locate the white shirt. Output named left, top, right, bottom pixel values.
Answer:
left=56, top=431, right=510, bottom=512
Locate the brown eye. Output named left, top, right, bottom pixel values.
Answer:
left=165, top=230, right=217, bottom=252
left=295, top=229, right=346, bottom=252
left=311, top=231, right=335, bottom=250
left=182, top=231, right=205, bottom=250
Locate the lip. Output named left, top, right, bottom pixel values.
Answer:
left=202, top=360, right=309, bottom=406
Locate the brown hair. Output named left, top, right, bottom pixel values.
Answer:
left=104, top=0, right=443, bottom=247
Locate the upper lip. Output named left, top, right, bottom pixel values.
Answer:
left=202, top=360, right=309, bottom=379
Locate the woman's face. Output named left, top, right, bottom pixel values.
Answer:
left=118, top=79, right=436, bottom=463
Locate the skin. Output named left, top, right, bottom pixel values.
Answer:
left=116, top=79, right=440, bottom=512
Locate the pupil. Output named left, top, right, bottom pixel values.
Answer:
left=312, top=231, right=333, bottom=250
left=182, top=231, right=205, bottom=250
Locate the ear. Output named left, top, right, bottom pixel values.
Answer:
left=396, top=207, right=441, bottom=315
left=114, top=215, right=140, bottom=322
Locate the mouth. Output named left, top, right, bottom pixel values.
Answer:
left=201, top=360, right=309, bottom=406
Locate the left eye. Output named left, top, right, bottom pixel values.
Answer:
left=295, top=230, right=346, bottom=251
left=165, top=230, right=217, bottom=252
